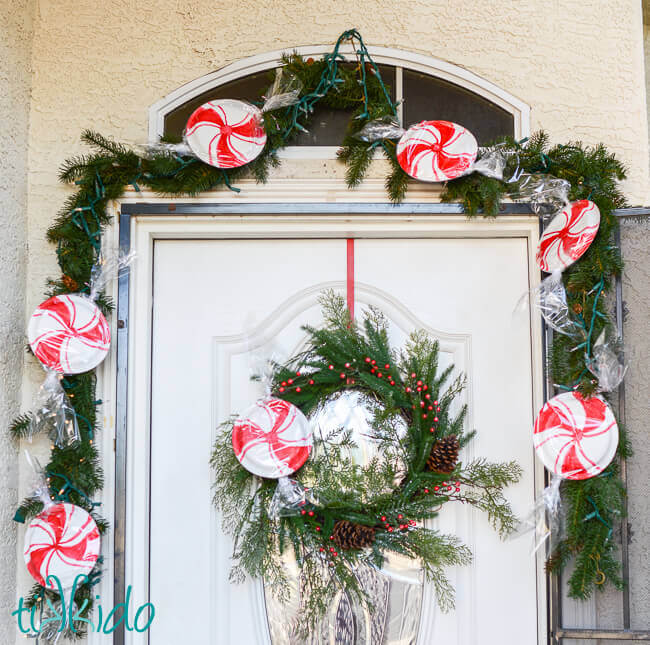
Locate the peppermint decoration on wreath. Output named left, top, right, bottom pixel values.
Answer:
left=27, top=294, right=111, bottom=374
left=536, top=200, right=601, bottom=273
left=185, top=99, right=267, bottom=169
left=24, top=502, right=100, bottom=590
left=232, top=397, right=312, bottom=478
left=396, top=120, right=478, bottom=182
left=533, top=391, right=618, bottom=480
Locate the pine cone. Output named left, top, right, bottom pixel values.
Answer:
left=331, top=520, right=376, bottom=550
left=426, top=434, right=460, bottom=474
left=61, top=274, right=79, bottom=292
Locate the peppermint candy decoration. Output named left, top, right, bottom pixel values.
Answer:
left=396, top=120, right=478, bottom=182
left=536, top=200, right=600, bottom=273
left=24, top=502, right=100, bottom=590
left=185, top=99, right=267, bottom=169
left=28, top=294, right=111, bottom=374
left=533, top=392, right=618, bottom=480
left=232, top=398, right=312, bottom=478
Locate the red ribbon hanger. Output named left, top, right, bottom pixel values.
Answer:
left=347, top=239, right=355, bottom=321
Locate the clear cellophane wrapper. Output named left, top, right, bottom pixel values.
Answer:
left=88, top=249, right=136, bottom=302
left=587, top=331, right=627, bottom=392
left=468, top=146, right=507, bottom=180
left=510, top=472, right=571, bottom=556
left=29, top=369, right=80, bottom=447
left=25, top=450, right=55, bottom=511
left=517, top=276, right=627, bottom=392
left=269, top=477, right=320, bottom=520
left=133, top=140, right=193, bottom=159
left=513, top=173, right=571, bottom=220
left=26, top=598, right=80, bottom=643
left=515, top=270, right=583, bottom=340
left=242, top=341, right=315, bottom=519
left=261, top=68, right=303, bottom=112
left=353, top=116, right=406, bottom=142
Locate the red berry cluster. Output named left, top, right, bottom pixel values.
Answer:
left=363, top=356, right=396, bottom=384
left=278, top=371, right=303, bottom=394
left=319, top=545, right=339, bottom=559
left=422, top=481, right=461, bottom=495
left=403, top=370, right=443, bottom=430
left=299, top=506, right=325, bottom=536
left=379, top=513, right=417, bottom=532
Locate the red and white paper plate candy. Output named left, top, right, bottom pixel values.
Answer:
left=232, top=398, right=313, bottom=478
left=28, top=294, right=111, bottom=374
left=24, top=502, right=100, bottom=590
left=184, top=99, right=267, bottom=169
left=536, top=200, right=600, bottom=273
left=533, top=392, right=618, bottom=480
left=396, top=120, right=478, bottom=182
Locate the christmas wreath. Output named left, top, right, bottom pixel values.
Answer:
left=210, top=292, right=522, bottom=631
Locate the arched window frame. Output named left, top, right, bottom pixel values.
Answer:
left=149, top=44, right=530, bottom=160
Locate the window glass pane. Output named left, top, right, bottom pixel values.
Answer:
left=163, top=65, right=396, bottom=146
left=291, top=64, right=395, bottom=146
left=164, top=71, right=271, bottom=141
left=402, top=70, right=514, bottom=144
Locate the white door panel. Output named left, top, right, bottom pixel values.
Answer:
left=147, top=233, right=538, bottom=645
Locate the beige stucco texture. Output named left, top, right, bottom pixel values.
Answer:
left=0, top=1, right=33, bottom=643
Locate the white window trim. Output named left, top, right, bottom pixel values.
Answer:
left=148, top=44, right=531, bottom=160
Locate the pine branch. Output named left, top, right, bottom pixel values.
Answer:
left=9, top=413, right=32, bottom=440
left=457, top=459, right=523, bottom=537
left=338, top=139, right=375, bottom=188
left=383, top=142, right=409, bottom=203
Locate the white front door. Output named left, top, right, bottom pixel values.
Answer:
left=124, top=212, right=544, bottom=645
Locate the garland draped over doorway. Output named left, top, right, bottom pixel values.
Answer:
left=10, top=28, right=628, bottom=631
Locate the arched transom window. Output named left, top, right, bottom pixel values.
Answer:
left=150, top=45, right=530, bottom=158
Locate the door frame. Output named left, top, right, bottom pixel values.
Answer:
left=97, top=187, right=550, bottom=645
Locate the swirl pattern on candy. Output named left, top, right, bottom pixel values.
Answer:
left=396, top=120, right=478, bottom=182
left=28, top=294, right=111, bottom=374
left=24, top=502, right=100, bottom=590
left=232, top=398, right=312, bottom=478
left=185, top=99, right=267, bottom=169
left=533, top=392, right=618, bottom=480
left=536, top=200, right=600, bottom=273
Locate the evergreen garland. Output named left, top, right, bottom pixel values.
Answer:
left=440, top=133, right=629, bottom=598
left=7, top=28, right=631, bottom=633
left=211, top=293, right=521, bottom=631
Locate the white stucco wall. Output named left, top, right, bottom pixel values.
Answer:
left=0, top=0, right=34, bottom=641
left=5, top=0, right=650, bottom=642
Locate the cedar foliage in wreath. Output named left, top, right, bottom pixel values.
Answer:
left=211, top=292, right=522, bottom=630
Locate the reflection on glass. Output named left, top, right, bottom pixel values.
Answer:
left=308, top=390, right=407, bottom=493
left=265, top=391, right=424, bottom=644
left=265, top=551, right=424, bottom=645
